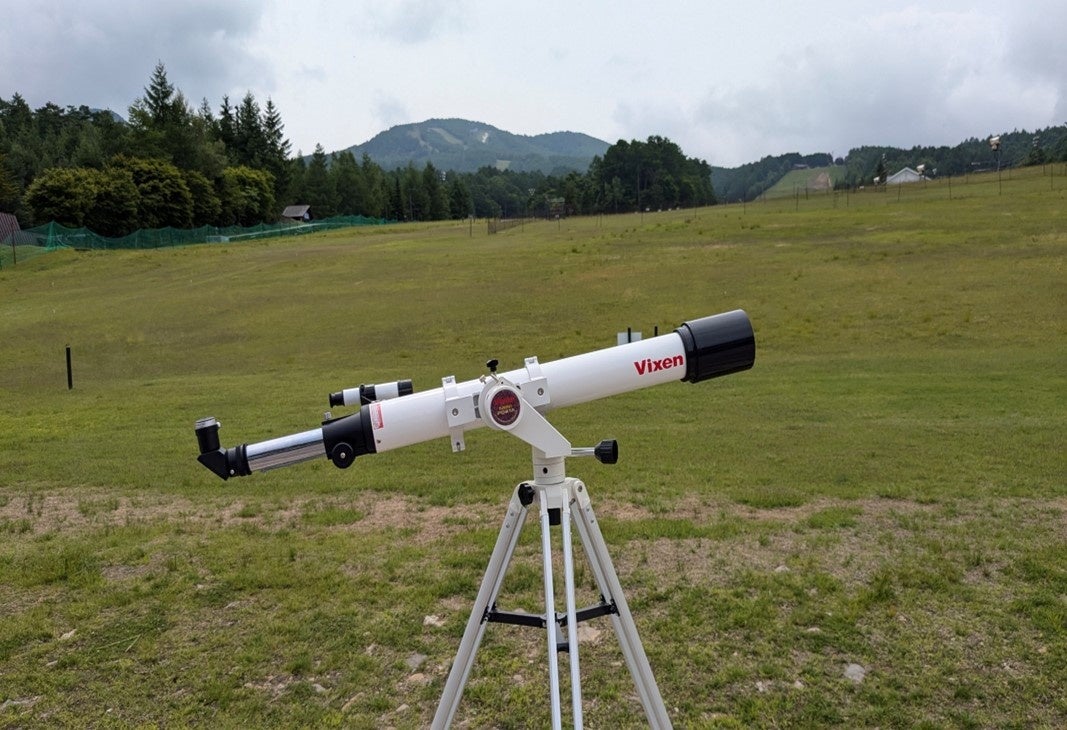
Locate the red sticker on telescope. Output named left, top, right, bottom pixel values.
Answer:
left=489, top=388, right=521, bottom=427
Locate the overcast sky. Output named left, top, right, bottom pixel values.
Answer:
left=1, top=0, right=1064, bottom=167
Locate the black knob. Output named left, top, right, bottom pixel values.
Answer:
left=594, top=440, right=619, bottom=465
left=330, top=442, right=355, bottom=469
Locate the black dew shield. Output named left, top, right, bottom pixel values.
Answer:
left=675, top=309, right=755, bottom=383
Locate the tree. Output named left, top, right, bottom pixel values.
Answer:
left=127, top=62, right=179, bottom=159
left=182, top=169, right=222, bottom=226
left=233, top=92, right=266, bottom=168
left=422, top=162, right=449, bottom=220
left=588, top=135, right=715, bottom=211
left=332, top=150, right=366, bottom=215
left=0, top=93, right=34, bottom=137
left=24, top=166, right=98, bottom=226
left=141, top=61, right=176, bottom=126
left=72, top=124, right=105, bottom=168
left=0, top=151, right=20, bottom=213
left=84, top=167, right=138, bottom=236
left=286, top=154, right=307, bottom=207
left=261, top=98, right=292, bottom=204
left=304, top=144, right=337, bottom=217
left=874, top=155, right=888, bottom=184
left=446, top=172, right=472, bottom=219
left=360, top=153, right=387, bottom=218
left=1025, top=142, right=1047, bottom=167
left=2, top=97, right=45, bottom=188
left=388, top=175, right=403, bottom=220
left=217, top=95, right=236, bottom=154
left=218, top=166, right=275, bottom=226
left=399, top=164, right=430, bottom=220
left=112, top=155, right=193, bottom=229
left=127, top=63, right=222, bottom=178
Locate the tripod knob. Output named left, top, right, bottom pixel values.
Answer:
left=594, top=439, right=619, bottom=464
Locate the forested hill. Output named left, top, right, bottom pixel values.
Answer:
left=711, top=153, right=835, bottom=203
left=339, top=118, right=610, bottom=174
left=712, top=124, right=1067, bottom=202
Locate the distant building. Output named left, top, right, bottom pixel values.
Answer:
left=0, top=212, right=21, bottom=243
left=886, top=167, right=924, bottom=185
left=282, top=205, right=312, bottom=222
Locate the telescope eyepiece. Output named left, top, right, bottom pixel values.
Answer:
left=195, top=417, right=253, bottom=480
left=195, top=417, right=220, bottom=454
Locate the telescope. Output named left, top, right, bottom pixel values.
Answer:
left=193, top=309, right=754, bottom=730
left=195, top=310, right=754, bottom=479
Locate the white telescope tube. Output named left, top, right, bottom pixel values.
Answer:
left=367, top=332, right=687, bottom=454
left=194, top=309, right=754, bottom=479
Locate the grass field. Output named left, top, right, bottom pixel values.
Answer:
left=1, top=166, right=1064, bottom=728
left=760, top=165, right=846, bottom=199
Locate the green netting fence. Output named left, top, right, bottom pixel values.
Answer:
left=0, top=215, right=395, bottom=268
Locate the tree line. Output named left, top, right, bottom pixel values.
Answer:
left=835, top=126, right=1067, bottom=188
left=0, top=63, right=717, bottom=234
left=712, top=126, right=1067, bottom=202
left=305, top=133, right=716, bottom=222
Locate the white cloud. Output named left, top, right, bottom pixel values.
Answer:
left=0, top=0, right=1060, bottom=167
left=366, top=0, right=469, bottom=44
left=685, top=6, right=1062, bottom=165
left=0, top=0, right=267, bottom=114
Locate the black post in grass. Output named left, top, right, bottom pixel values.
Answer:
left=66, top=345, right=73, bottom=390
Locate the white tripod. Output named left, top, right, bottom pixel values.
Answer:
left=431, top=446, right=673, bottom=729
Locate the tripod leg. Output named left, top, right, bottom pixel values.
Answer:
left=432, top=485, right=530, bottom=729
left=570, top=481, right=673, bottom=729
left=537, top=487, right=564, bottom=730
left=560, top=484, right=584, bottom=728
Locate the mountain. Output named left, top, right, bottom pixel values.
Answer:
left=337, top=118, right=610, bottom=174
left=90, top=108, right=126, bottom=124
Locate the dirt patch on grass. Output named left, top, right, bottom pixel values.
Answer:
left=5, top=488, right=1062, bottom=573
left=599, top=495, right=1066, bottom=594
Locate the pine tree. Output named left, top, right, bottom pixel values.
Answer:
left=331, top=150, right=366, bottom=215
left=361, top=153, right=387, bottom=217
left=304, top=144, right=337, bottom=217
left=0, top=151, right=21, bottom=213
left=233, top=92, right=265, bottom=168
left=261, top=98, right=292, bottom=204
left=142, top=61, right=175, bottom=126
left=217, top=96, right=236, bottom=156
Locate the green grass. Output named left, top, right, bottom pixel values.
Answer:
left=0, top=166, right=1064, bottom=727
left=762, top=164, right=847, bottom=198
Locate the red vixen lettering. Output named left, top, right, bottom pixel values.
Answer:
left=633, top=354, right=684, bottom=375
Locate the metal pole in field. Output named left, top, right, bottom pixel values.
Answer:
left=66, top=345, right=73, bottom=389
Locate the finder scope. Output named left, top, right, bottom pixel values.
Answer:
left=196, top=310, right=754, bottom=480
left=329, top=379, right=414, bottom=408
